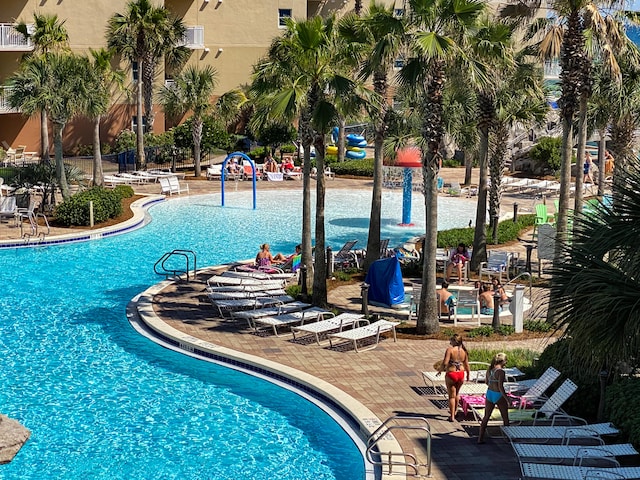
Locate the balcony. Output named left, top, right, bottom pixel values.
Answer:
left=178, top=26, right=204, bottom=49
left=0, top=87, right=19, bottom=114
left=0, top=24, right=33, bottom=51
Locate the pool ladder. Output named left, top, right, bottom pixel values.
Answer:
left=366, top=415, right=432, bottom=478
left=154, top=249, right=197, bottom=281
left=19, top=211, right=50, bottom=244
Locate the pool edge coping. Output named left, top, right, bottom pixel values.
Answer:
left=131, top=278, right=407, bottom=480
left=0, top=195, right=165, bottom=249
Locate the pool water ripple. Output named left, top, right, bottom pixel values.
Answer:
left=0, top=190, right=475, bottom=479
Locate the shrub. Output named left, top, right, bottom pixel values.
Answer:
left=467, top=326, right=494, bottom=338
left=285, top=284, right=302, bottom=297
left=332, top=270, right=352, bottom=281
left=524, top=320, right=553, bottom=333
left=437, top=214, right=536, bottom=247
left=114, top=130, right=137, bottom=153
left=331, top=158, right=374, bottom=177
left=280, top=144, right=297, bottom=154
left=113, top=184, right=135, bottom=199
left=173, top=115, right=232, bottom=152
left=55, top=187, right=122, bottom=226
left=248, top=146, right=269, bottom=160
left=605, top=379, right=640, bottom=449
left=529, top=136, right=562, bottom=172
left=467, top=348, right=539, bottom=371
left=496, top=325, right=515, bottom=336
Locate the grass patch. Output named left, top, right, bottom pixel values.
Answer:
left=467, top=347, right=539, bottom=372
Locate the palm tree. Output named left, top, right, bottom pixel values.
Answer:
left=251, top=16, right=367, bottom=305
left=159, top=65, right=218, bottom=178
left=398, top=0, right=487, bottom=334
left=15, top=13, right=70, bottom=164
left=106, top=0, right=187, bottom=169
left=340, top=2, right=405, bottom=271
left=85, top=49, right=124, bottom=186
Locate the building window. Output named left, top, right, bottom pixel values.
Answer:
left=394, top=58, right=405, bottom=69
left=132, top=61, right=139, bottom=81
left=278, top=9, right=292, bottom=27
left=131, top=115, right=148, bottom=132
left=394, top=8, right=405, bottom=17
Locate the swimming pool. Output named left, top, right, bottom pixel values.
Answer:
left=0, top=189, right=475, bottom=479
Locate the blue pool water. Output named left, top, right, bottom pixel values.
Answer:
left=0, top=189, right=475, bottom=479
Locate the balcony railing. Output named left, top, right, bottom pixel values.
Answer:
left=0, top=24, right=33, bottom=51
left=179, top=26, right=204, bottom=49
left=0, top=87, right=18, bottom=114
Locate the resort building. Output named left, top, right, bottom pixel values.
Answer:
left=0, top=0, right=396, bottom=154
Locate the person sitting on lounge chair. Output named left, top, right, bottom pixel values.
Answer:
left=437, top=281, right=456, bottom=316
left=276, top=244, right=302, bottom=272
left=282, top=156, right=295, bottom=173
left=256, top=243, right=286, bottom=267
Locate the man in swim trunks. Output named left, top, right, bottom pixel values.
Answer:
left=438, top=334, right=470, bottom=422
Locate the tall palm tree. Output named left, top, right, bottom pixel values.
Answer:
left=85, top=49, right=125, bottom=187
left=106, top=0, right=187, bottom=169
left=398, top=0, right=487, bottom=334
left=251, top=16, right=367, bottom=305
left=15, top=13, right=70, bottom=164
left=340, top=2, right=405, bottom=271
left=159, top=65, right=218, bottom=178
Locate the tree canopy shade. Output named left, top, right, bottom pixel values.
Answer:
left=159, top=65, right=218, bottom=178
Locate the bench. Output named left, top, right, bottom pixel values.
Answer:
left=328, top=319, right=399, bottom=352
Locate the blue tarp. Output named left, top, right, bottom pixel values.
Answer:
left=364, top=256, right=405, bottom=307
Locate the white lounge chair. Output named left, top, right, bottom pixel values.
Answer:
left=332, top=240, right=359, bottom=270
left=206, top=275, right=285, bottom=289
left=328, top=319, right=399, bottom=352
left=502, top=421, right=619, bottom=443
left=251, top=307, right=334, bottom=336
left=206, top=164, right=223, bottom=180
left=291, top=313, right=365, bottom=345
left=211, top=294, right=294, bottom=317
left=512, top=443, right=638, bottom=464
left=231, top=301, right=312, bottom=322
left=519, top=464, right=640, bottom=479
left=0, top=195, right=17, bottom=222
left=206, top=289, right=287, bottom=301
left=509, top=367, right=561, bottom=409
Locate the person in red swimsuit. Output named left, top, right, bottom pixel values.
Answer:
left=438, top=334, right=470, bottom=422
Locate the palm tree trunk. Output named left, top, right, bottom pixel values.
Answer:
left=489, top=123, right=509, bottom=244
left=192, top=116, right=203, bottom=177
left=136, top=56, right=146, bottom=169
left=464, top=150, right=472, bottom=185
left=364, top=70, right=388, bottom=271
left=299, top=110, right=315, bottom=293
left=470, top=125, right=489, bottom=271
left=337, top=118, right=346, bottom=163
left=554, top=117, right=573, bottom=256
left=417, top=64, right=445, bottom=335
left=573, top=94, right=588, bottom=212
left=53, top=121, right=69, bottom=199
left=597, top=129, right=606, bottom=197
left=93, top=116, right=104, bottom=186
left=312, top=136, right=328, bottom=306
left=41, top=110, right=50, bottom=164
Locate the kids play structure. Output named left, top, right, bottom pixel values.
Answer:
left=330, top=127, right=367, bottom=159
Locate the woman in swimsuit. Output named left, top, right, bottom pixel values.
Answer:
left=255, top=243, right=286, bottom=267
left=478, top=352, right=510, bottom=443
left=439, top=334, right=470, bottom=422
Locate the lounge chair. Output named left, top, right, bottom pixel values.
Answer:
left=0, top=196, right=17, bottom=222
left=225, top=268, right=297, bottom=281
left=502, top=420, right=620, bottom=444
left=251, top=307, right=334, bottom=336
left=291, top=313, right=365, bottom=345
left=206, top=164, right=223, bottom=180
left=408, top=283, right=422, bottom=320
left=470, top=378, right=578, bottom=425
left=479, top=251, right=513, bottom=283
left=509, top=366, right=561, bottom=409
left=533, top=204, right=554, bottom=240
left=328, top=319, right=399, bottom=352
left=210, top=294, right=294, bottom=317
left=519, top=464, right=640, bottom=479
left=332, top=240, right=359, bottom=270
left=231, top=301, right=312, bottom=322
left=161, top=176, right=189, bottom=195
left=206, top=275, right=285, bottom=289
left=206, top=289, right=287, bottom=301
left=512, top=443, right=638, bottom=464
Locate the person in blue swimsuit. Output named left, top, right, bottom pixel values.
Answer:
left=478, top=352, right=510, bottom=443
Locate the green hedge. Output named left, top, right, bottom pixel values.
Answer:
left=330, top=158, right=374, bottom=177
left=55, top=187, right=122, bottom=226
left=606, top=379, right=640, bottom=449
left=113, top=184, right=134, bottom=199
left=437, top=214, right=536, bottom=247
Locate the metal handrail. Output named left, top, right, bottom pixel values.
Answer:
left=504, top=271, right=533, bottom=299
left=154, top=249, right=197, bottom=281
left=366, top=415, right=432, bottom=477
